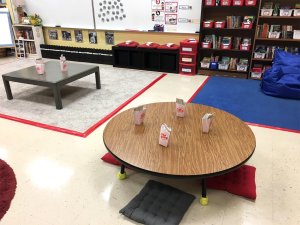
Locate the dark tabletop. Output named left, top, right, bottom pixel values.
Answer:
left=2, top=61, right=99, bottom=83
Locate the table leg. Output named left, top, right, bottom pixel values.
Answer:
left=117, top=164, right=127, bottom=180
left=95, top=69, right=101, bottom=89
left=200, top=178, right=208, bottom=206
left=2, top=77, right=13, bottom=100
left=52, top=86, right=63, bottom=110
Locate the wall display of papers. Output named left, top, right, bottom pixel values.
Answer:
left=24, top=0, right=201, bottom=33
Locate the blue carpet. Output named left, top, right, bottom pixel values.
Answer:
left=191, top=76, right=300, bottom=132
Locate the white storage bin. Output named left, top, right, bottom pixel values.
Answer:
left=261, top=9, right=273, bottom=16
left=279, top=9, right=293, bottom=16
left=294, top=9, right=300, bottom=17
left=237, top=64, right=248, bottom=72
left=218, top=62, right=229, bottom=70
left=254, top=52, right=266, bottom=59
left=251, top=72, right=262, bottom=79
left=268, top=31, right=281, bottom=39
left=200, top=61, right=210, bottom=69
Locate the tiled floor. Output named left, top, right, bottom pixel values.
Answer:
left=0, top=58, right=300, bottom=225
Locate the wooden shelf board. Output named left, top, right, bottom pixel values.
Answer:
left=252, top=58, right=273, bottom=62
left=255, top=38, right=300, bottom=42
left=203, top=6, right=258, bottom=9
left=202, top=28, right=255, bottom=31
left=259, top=16, right=300, bottom=19
left=199, top=68, right=248, bottom=74
left=199, top=48, right=251, bottom=53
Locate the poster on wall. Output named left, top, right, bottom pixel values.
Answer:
left=89, top=31, right=97, bottom=44
left=62, top=31, right=72, bottom=41
left=165, top=2, right=178, bottom=13
left=74, top=30, right=83, bottom=42
left=152, top=10, right=164, bottom=22
left=165, top=14, right=177, bottom=25
left=48, top=30, right=58, bottom=40
left=105, top=31, right=114, bottom=45
left=152, top=0, right=165, bottom=10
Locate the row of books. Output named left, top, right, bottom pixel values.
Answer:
left=255, top=45, right=300, bottom=59
left=202, top=56, right=249, bottom=69
left=18, top=29, right=34, bottom=40
left=203, top=35, right=251, bottom=49
left=262, top=2, right=300, bottom=10
left=226, top=16, right=255, bottom=28
left=256, top=24, right=294, bottom=39
left=24, top=42, right=36, bottom=54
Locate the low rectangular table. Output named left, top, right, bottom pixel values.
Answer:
left=2, top=61, right=101, bottom=109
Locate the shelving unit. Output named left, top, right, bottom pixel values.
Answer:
left=12, top=24, right=45, bottom=58
left=250, top=0, right=300, bottom=79
left=15, top=39, right=25, bottom=59
left=198, top=1, right=261, bottom=79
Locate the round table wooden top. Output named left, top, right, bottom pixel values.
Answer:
left=103, top=102, right=256, bottom=178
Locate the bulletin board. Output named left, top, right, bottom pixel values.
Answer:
left=24, top=0, right=95, bottom=29
left=94, top=0, right=201, bottom=33
left=0, top=9, right=14, bottom=47
left=24, top=0, right=201, bottom=33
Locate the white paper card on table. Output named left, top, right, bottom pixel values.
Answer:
left=176, top=98, right=186, bottom=117
left=202, top=113, right=214, bottom=133
left=159, top=123, right=172, bottom=147
left=134, top=105, right=146, bottom=125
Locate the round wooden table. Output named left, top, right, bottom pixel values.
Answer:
left=103, top=102, right=256, bottom=205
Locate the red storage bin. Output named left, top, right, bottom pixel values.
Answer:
left=240, top=44, right=251, bottom=51
left=201, top=42, right=212, bottom=48
left=117, top=41, right=139, bottom=47
left=180, top=53, right=197, bottom=64
left=221, top=0, right=232, bottom=6
left=180, top=39, right=198, bottom=54
left=221, top=43, right=232, bottom=50
left=232, top=0, right=244, bottom=6
left=157, top=44, right=179, bottom=50
left=214, top=21, right=226, bottom=28
left=179, top=63, right=197, bottom=76
left=245, top=0, right=257, bottom=6
left=138, top=42, right=160, bottom=49
left=242, top=22, right=253, bottom=29
left=205, top=0, right=216, bottom=6
left=203, top=21, right=214, bottom=28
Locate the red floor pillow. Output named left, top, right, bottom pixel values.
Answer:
left=157, top=43, right=180, bottom=50
left=117, top=41, right=139, bottom=47
left=101, top=153, right=121, bottom=166
left=207, top=165, right=256, bottom=200
left=138, top=42, right=160, bottom=49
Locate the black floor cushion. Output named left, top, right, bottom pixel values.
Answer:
left=120, top=180, right=195, bottom=225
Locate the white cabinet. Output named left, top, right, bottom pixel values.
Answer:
left=12, top=24, right=44, bottom=58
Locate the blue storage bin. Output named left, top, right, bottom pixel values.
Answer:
left=210, top=62, right=218, bottom=70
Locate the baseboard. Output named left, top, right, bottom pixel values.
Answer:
left=40, top=44, right=113, bottom=65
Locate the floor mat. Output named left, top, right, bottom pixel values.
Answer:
left=0, top=59, right=164, bottom=137
left=190, top=76, right=300, bottom=133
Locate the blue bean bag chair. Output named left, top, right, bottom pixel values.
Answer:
left=261, top=50, right=300, bottom=99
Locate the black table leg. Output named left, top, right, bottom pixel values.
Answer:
left=52, top=86, right=63, bottom=110
left=200, top=178, right=208, bottom=206
left=117, top=164, right=127, bottom=180
left=2, top=77, right=13, bottom=100
left=95, top=69, right=101, bottom=89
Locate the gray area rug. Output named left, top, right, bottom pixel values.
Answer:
left=0, top=58, right=162, bottom=133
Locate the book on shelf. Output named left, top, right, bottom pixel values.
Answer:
left=226, top=16, right=242, bottom=29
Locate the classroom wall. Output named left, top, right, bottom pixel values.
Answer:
left=43, top=26, right=199, bottom=50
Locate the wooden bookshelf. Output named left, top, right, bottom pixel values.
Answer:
left=12, top=25, right=45, bottom=58
left=250, top=0, right=300, bottom=79
left=198, top=1, right=260, bottom=78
